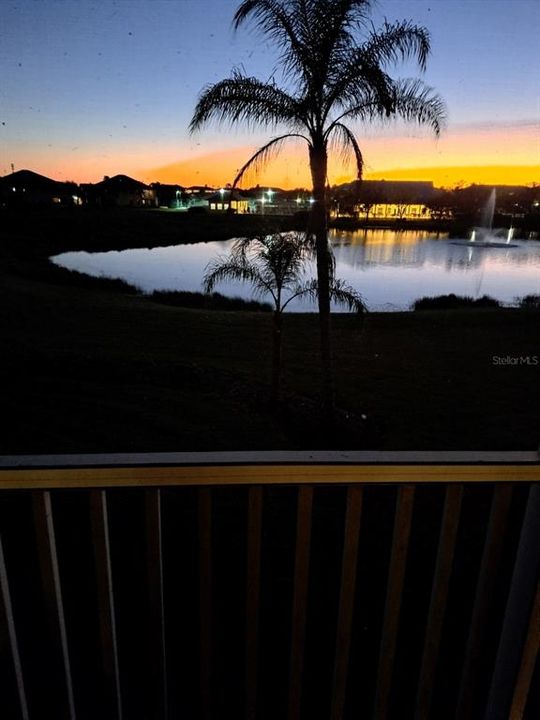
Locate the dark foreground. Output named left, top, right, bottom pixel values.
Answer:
left=1, top=207, right=538, bottom=452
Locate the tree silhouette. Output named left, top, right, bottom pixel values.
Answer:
left=203, top=232, right=365, bottom=405
left=191, top=0, right=445, bottom=418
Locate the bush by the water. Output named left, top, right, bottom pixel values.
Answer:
left=42, top=262, right=139, bottom=294
left=149, top=290, right=272, bottom=312
left=413, top=293, right=500, bottom=310
left=518, top=294, right=540, bottom=310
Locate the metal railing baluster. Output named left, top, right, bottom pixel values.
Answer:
left=0, top=532, right=30, bottom=720
left=485, top=484, right=540, bottom=720
left=32, top=490, right=76, bottom=720
left=288, top=485, right=313, bottom=720
left=198, top=487, right=213, bottom=720
left=246, top=486, right=263, bottom=720
left=89, top=490, right=123, bottom=720
left=456, top=483, right=513, bottom=719
left=509, top=580, right=540, bottom=720
left=145, top=489, right=168, bottom=719
left=330, top=485, right=363, bottom=720
left=414, top=484, right=463, bottom=720
left=373, top=484, right=415, bottom=720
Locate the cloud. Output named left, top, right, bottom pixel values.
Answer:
left=449, top=118, right=540, bottom=133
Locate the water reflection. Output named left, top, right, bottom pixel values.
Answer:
left=333, top=229, right=429, bottom=268
left=52, top=229, right=540, bottom=311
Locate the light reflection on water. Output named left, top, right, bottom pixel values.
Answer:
left=52, top=229, right=540, bottom=311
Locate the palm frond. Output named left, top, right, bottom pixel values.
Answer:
left=205, top=232, right=318, bottom=310
left=328, top=76, right=446, bottom=136
left=362, top=20, right=431, bottom=72
left=232, top=134, right=309, bottom=188
left=393, top=78, right=447, bottom=136
left=189, top=72, right=301, bottom=133
left=280, top=280, right=314, bottom=311
left=323, top=17, right=432, bottom=121
left=323, top=49, right=395, bottom=120
left=232, top=231, right=308, bottom=259
left=233, top=0, right=312, bottom=84
left=326, top=122, right=364, bottom=180
left=294, top=277, right=367, bottom=313
left=232, top=232, right=310, bottom=288
left=311, top=1, right=374, bottom=87
left=329, top=278, right=367, bottom=313
left=203, top=256, right=277, bottom=303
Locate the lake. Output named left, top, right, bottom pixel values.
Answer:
left=52, top=229, right=540, bottom=311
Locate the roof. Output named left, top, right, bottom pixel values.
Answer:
left=360, top=180, right=435, bottom=203
left=151, top=182, right=185, bottom=191
left=0, top=169, right=73, bottom=192
left=93, top=174, right=148, bottom=190
left=207, top=189, right=247, bottom=202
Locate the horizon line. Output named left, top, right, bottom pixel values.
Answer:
left=3, top=164, right=539, bottom=191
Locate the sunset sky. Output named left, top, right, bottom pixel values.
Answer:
left=1, top=0, right=539, bottom=189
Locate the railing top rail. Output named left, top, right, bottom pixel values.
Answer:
left=1, top=451, right=539, bottom=469
left=0, top=452, right=538, bottom=490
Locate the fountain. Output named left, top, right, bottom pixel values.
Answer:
left=454, top=189, right=518, bottom=248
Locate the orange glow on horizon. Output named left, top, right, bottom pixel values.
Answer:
left=142, top=123, right=539, bottom=188
left=145, top=153, right=539, bottom=189
left=6, top=123, right=538, bottom=190
left=143, top=145, right=313, bottom=189
left=365, top=165, right=540, bottom=188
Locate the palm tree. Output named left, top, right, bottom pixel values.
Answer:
left=203, top=232, right=365, bottom=406
left=190, top=0, right=446, bottom=417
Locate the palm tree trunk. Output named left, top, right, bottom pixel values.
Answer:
left=272, top=310, right=283, bottom=407
left=309, top=141, right=334, bottom=419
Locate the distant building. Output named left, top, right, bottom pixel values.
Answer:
left=366, top=202, right=433, bottom=221
left=207, top=189, right=250, bottom=214
left=183, top=185, right=216, bottom=210
left=247, top=188, right=312, bottom=215
left=0, top=169, right=82, bottom=207
left=151, top=182, right=185, bottom=208
left=336, top=180, right=436, bottom=220
left=83, top=174, right=157, bottom=207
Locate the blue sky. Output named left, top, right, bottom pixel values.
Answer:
left=1, top=0, right=538, bottom=184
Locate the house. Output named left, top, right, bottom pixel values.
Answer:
left=0, top=169, right=82, bottom=207
left=83, top=174, right=157, bottom=208
left=150, top=182, right=186, bottom=208
left=345, top=180, right=436, bottom=220
left=182, top=185, right=216, bottom=210
left=207, top=189, right=250, bottom=214
left=245, top=187, right=313, bottom=215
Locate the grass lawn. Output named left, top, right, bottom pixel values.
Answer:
left=1, top=207, right=538, bottom=453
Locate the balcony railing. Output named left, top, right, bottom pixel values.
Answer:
left=1, top=452, right=539, bottom=720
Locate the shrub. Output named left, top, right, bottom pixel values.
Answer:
left=413, top=293, right=500, bottom=310
left=518, top=294, right=540, bottom=310
left=149, top=290, right=271, bottom=312
left=45, top=261, right=138, bottom=294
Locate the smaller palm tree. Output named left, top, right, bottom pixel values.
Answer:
left=203, top=232, right=365, bottom=406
